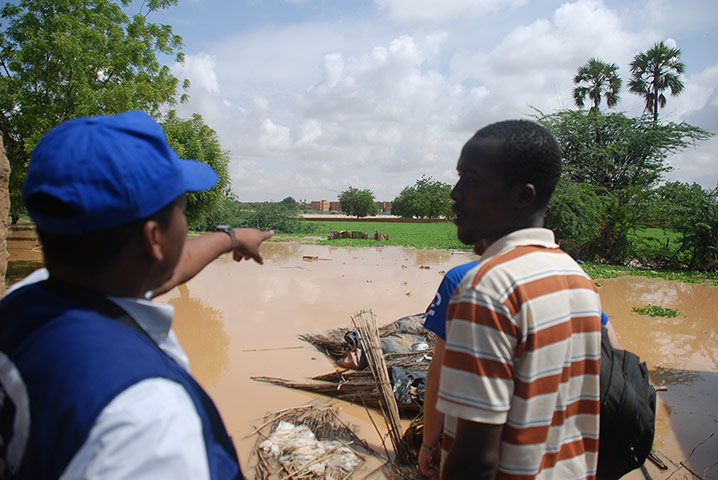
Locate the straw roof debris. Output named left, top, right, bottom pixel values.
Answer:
left=249, top=404, right=371, bottom=480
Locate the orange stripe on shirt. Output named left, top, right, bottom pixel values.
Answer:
left=469, top=246, right=548, bottom=289
left=538, top=437, right=600, bottom=471
left=513, top=360, right=601, bottom=398
left=443, top=350, right=514, bottom=380
left=448, top=301, right=518, bottom=339
left=503, top=273, right=598, bottom=318
left=502, top=398, right=601, bottom=444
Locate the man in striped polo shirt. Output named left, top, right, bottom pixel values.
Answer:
left=437, top=120, right=602, bottom=479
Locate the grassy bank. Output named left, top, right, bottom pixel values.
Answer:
left=298, top=220, right=469, bottom=250
left=580, top=262, right=717, bottom=284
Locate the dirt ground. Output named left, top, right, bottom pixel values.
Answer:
left=5, top=230, right=718, bottom=479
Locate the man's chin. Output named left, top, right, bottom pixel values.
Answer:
left=456, top=228, right=477, bottom=246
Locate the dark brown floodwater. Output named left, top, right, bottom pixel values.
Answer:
left=5, top=229, right=717, bottom=479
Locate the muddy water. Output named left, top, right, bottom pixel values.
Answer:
left=164, top=243, right=477, bottom=476
left=597, top=278, right=718, bottom=479
left=5, top=230, right=718, bottom=479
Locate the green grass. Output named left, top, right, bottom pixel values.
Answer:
left=290, top=220, right=470, bottom=250
left=630, top=227, right=682, bottom=245
left=629, top=227, right=691, bottom=265
left=580, top=262, right=718, bottom=284
left=632, top=304, right=680, bottom=317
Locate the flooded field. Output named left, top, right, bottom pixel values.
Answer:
left=5, top=228, right=718, bottom=479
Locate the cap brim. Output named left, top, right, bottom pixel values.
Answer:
left=179, top=159, right=218, bottom=192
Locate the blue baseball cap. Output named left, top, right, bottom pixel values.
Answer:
left=22, top=110, right=218, bottom=234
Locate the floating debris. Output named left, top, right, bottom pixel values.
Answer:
left=249, top=404, right=371, bottom=480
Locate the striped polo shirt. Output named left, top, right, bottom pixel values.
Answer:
left=437, top=228, right=601, bottom=480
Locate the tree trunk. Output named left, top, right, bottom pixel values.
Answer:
left=0, top=136, right=10, bottom=295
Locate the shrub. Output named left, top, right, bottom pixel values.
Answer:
left=545, top=180, right=604, bottom=258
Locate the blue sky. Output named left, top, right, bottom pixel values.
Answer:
left=138, top=0, right=718, bottom=202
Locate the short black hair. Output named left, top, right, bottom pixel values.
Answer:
left=27, top=193, right=179, bottom=271
left=469, top=119, right=562, bottom=208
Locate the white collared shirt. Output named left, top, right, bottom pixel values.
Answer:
left=8, top=269, right=211, bottom=479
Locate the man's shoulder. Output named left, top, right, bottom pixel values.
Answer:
left=478, top=242, right=583, bottom=280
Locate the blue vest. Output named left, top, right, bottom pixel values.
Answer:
left=0, top=281, right=243, bottom=479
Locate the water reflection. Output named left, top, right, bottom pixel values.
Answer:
left=169, top=283, right=230, bottom=387
left=260, top=241, right=303, bottom=263
left=650, top=368, right=718, bottom=478
left=5, top=227, right=43, bottom=287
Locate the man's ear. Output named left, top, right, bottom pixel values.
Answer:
left=142, top=220, right=165, bottom=262
left=514, top=183, right=537, bottom=209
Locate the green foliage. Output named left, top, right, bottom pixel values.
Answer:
left=629, top=41, right=685, bottom=122
left=573, top=57, right=622, bottom=112
left=0, top=0, right=184, bottom=221
left=391, top=176, right=453, bottom=219
left=339, top=187, right=378, bottom=218
left=545, top=179, right=604, bottom=257
left=279, top=196, right=298, bottom=210
left=161, top=111, right=229, bottom=229
left=628, top=227, right=688, bottom=267
left=537, top=109, right=711, bottom=264
left=652, top=182, right=718, bottom=269
left=537, top=109, right=710, bottom=192
left=632, top=304, right=679, bottom=317
left=305, top=220, right=467, bottom=250
left=241, top=203, right=315, bottom=234
left=580, top=260, right=717, bottom=284
left=187, top=194, right=246, bottom=232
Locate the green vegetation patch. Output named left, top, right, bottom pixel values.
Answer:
left=581, top=262, right=718, bottom=284
left=632, top=304, right=680, bottom=317
left=300, top=220, right=469, bottom=250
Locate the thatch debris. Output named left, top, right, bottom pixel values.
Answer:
left=249, top=404, right=373, bottom=480
left=254, top=313, right=434, bottom=415
left=252, top=352, right=430, bottom=415
left=327, top=230, right=389, bottom=241
left=250, top=310, right=434, bottom=479
left=350, top=309, right=410, bottom=464
left=299, top=313, right=434, bottom=359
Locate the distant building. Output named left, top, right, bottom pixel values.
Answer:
left=376, top=201, right=392, bottom=213
left=307, top=199, right=392, bottom=214
left=309, top=200, right=330, bottom=212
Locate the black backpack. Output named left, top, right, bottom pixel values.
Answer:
left=597, top=327, right=657, bottom=479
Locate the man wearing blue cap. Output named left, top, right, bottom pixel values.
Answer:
left=0, top=111, right=272, bottom=479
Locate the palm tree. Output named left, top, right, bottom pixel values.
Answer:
left=573, top=58, right=622, bottom=112
left=629, top=41, right=685, bottom=122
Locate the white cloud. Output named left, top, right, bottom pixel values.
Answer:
left=375, top=0, right=527, bottom=25
left=665, top=136, right=718, bottom=190
left=167, top=0, right=718, bottom=201
left=171, top=52, right=219, bottom=94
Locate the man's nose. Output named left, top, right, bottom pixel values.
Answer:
left=450, top=183, right=460, bottom=200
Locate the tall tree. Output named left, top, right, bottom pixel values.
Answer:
left=536, top=108, right=711, bottom=263
left=536, top=109, right=710, bottom=192
left=391, top=176, right=453, bottom=219
left=629, top=41, right=685, bottom=122
left=339, top=187, right=377, bottom=218
left=0, top=0, right=186, bottom=221
left=161, top=111, right=230, bottom=229
left=573, top=57, right=622, bottom=112
left=279, top=196, right=298, bottom=210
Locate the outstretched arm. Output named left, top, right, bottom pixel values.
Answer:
left=152, top=228, right=273, bottom=298
left=419, top=338, right=445, bottom=477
